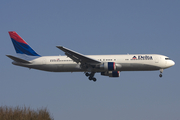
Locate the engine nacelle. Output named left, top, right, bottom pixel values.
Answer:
left=101, top=71, right=120, bottom=77
left=99, top=62, right=116, bottom=71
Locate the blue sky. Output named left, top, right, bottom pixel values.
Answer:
left=0, top=0, right=179, bottom=120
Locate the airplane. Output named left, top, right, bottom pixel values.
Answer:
left=6, top=31, right=175, bottom=82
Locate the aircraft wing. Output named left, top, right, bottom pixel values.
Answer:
left=56, top=46, right=101, bottom=65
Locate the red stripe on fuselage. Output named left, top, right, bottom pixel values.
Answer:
left=8, top=31, right=28, bottom=44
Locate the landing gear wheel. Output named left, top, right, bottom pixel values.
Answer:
left=159, top=69, right=163, bottom=78
left=89, top=77, right=93, bottom=80
left=93, top=78, right=97, bottom=82
left=86, top=72, right=97, bottom=82
left=85, top=73, right=90, bottom=77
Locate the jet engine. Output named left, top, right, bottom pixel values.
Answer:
left=98, top=62, right=117, bottom=71
left=101, top=71, right=120, bottom=77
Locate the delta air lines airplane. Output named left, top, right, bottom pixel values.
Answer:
left=7, top=31, right=175, bottom=82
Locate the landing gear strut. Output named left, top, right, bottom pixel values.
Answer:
left=159, top=69, right=163, bottom=78
left=85, top=72, right=97, bottom=82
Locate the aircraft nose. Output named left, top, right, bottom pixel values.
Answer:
left=169, top=60, right=175, bottom=67
left=172, top=60, right=175, bottom=66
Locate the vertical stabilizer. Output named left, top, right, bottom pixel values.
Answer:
left=8, top=31, right=40, bottom=56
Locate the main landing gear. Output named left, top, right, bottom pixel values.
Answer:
left=159, top=69, right=163, bottom=78
left=85, top=72, right=97, bottom=82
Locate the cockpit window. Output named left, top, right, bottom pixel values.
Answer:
left=165, top=58, right=170, bottom=60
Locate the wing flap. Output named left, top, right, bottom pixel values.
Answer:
left=6, top=55, right=31, bottom=63
left=56, top=46, right=101, bottom=64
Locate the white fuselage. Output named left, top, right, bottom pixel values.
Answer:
left=12, top=54, right=175, bottom=73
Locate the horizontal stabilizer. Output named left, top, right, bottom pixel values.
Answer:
left=6, top=55, right=31, bottom=63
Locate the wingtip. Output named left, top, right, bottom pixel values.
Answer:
left=56, top=46, right=63, bottom=48
left=6, top=55, right=10, bottom=57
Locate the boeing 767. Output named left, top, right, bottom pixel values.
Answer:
left=6, top=31, right=175, bottom=82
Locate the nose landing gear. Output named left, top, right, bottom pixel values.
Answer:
left=159, top=69, right=163, bottom=78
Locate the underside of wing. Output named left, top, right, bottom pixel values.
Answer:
left=56, top=46, right=101, bottom=65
